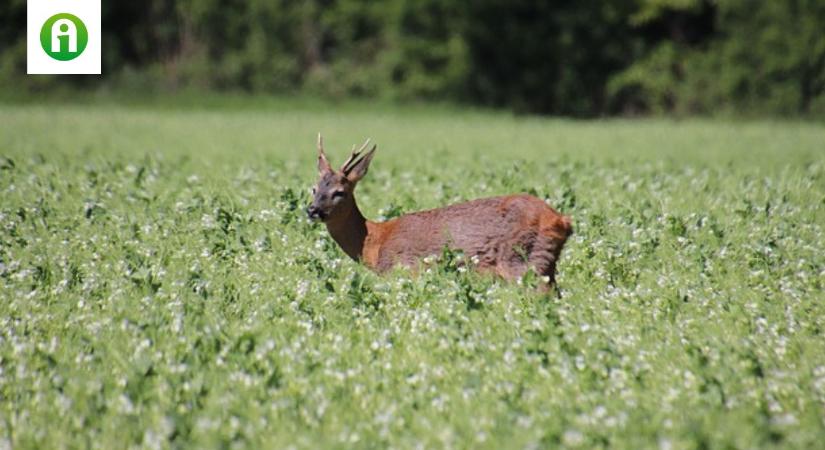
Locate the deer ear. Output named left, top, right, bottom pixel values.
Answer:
left=318, top=150, right=333, bottom=175
left=344, top=145, right=377, bottom=182
left=317, top=133, right=333, bottom=174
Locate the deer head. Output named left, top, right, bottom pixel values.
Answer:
left=306, top=133, right=376, bottom=222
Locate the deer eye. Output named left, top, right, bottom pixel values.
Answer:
left=332, top=190, right=346, bottom=199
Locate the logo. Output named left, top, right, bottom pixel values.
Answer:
left=40, top=13, right=88, bottom=61
left=27, top=0, right=101, bottom=74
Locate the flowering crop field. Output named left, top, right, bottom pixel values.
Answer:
left=1, top=102, right=824, bottom=449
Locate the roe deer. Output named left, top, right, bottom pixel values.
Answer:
left=306, top=134, right=573, bottom=289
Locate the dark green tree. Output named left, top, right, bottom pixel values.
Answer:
left=463, top=0, right=642, bottom=115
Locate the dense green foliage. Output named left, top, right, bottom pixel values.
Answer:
left=1, top=99, right=824, bottom=448
left=2, top=0, right=825, bottom=115
left=611, top=0, right=825, bottom=115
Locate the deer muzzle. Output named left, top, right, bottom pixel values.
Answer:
left=306, top=205, right=326, bottom=221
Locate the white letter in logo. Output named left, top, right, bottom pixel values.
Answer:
left=51, top=18, right=77, bottom=53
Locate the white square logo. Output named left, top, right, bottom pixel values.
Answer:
left=27, top=0, right=101, bottom=74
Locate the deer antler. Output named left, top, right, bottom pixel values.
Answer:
left=317, top=133, right=325, bottom=154
left=341, top=138, right=372, bottom=174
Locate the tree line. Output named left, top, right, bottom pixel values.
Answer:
left=1, top=0, right=823, bottom=116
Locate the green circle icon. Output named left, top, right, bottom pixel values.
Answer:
left=40, top=13, right=88, bottom=61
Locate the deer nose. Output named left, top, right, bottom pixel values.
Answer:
left=306, top=205, right=321, bottom=220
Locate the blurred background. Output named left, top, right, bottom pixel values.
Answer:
left=1, top=0, right=824, bottom=117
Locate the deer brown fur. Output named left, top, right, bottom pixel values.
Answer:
left=307, top=134, right=573, bottom=288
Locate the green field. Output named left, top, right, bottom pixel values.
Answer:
left=1, top=100, right=824, bottom=449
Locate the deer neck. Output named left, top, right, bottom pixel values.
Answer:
left=325, top=200, right=368, bottom=261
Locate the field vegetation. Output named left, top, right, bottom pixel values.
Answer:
left=1, top=99, right=824, bottom=448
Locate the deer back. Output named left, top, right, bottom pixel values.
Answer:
left=363, top=194, right=572, bottom=279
